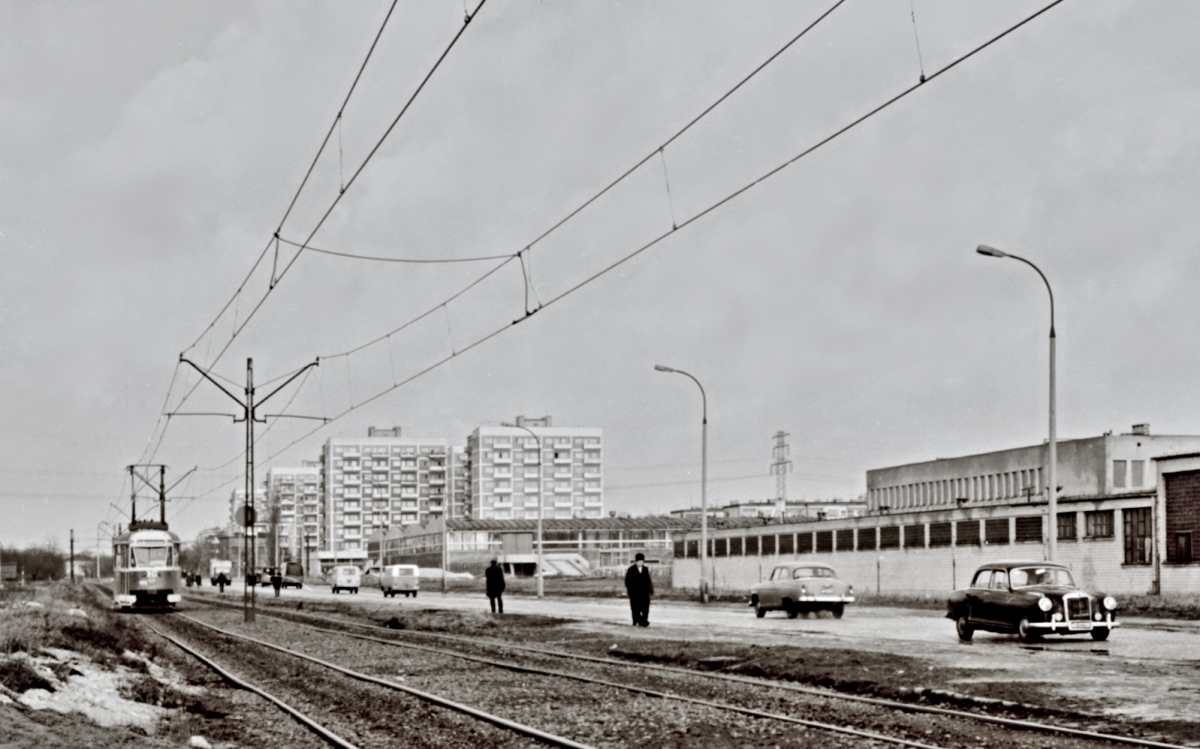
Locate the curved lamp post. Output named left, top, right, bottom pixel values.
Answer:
left=976, top=244, right=1057, bottom=562
left=654, top=364, right=709, bottom=602
left=501, top=422, right=544, bottom=598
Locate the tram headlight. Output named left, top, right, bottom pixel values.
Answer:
left=1037, top=597, right=1053, bottom=612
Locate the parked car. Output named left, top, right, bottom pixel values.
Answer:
left=380, top=564, right=420, bottom=598
left=361, top=567, right=382, bottom=589
left=947, top=561, right=1119, bottom=642
left=281, top=562, right=304, bottom=589
left=328, top=565, right=361, bottom=594
left=749, top=562, right=854, bottom=619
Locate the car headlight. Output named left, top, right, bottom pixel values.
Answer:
left=1038, top=597, right=1053, bottom=612
left=1103, top=596, right=1117, bottom=611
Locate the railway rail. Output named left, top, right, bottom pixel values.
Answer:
left=183, top=595, right=1193, bottom=749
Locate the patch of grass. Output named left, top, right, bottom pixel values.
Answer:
left=1116, top=594, right=1200, bottom=620
left=0, top=657, right=55, bottom=693
left=119, top=673, right=188, bottom=708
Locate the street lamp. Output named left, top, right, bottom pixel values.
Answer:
left=501, top=421, right=544, bottom=598
left=654, top=364, right=709, bottom=603
left=976, top=244, right=1058, bottom=562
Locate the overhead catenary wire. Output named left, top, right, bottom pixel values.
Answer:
left=231, top=0, right=1068, bottom=483
left=142, top=1, right=437, bottom=471
left=168, top=1, right=1064, bottom=522
left=145, top=0, right=833, bottom=489
left=277, top=235, right=515, bottom=264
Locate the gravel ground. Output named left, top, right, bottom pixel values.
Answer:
left=173, top=603, right=1156, bottom=749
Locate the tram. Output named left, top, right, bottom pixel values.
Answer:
left=112, top=520, right=183, bottom=609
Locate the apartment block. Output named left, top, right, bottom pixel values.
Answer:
left=265, top=464, right=321, bottom=569
left=319, top=427, right=467, bottom=563
left=467, top=416, right=603, bottom=520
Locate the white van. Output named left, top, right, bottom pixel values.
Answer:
left=329, top=565, right=361, bottom=594
left=381, top=564, right=420, bottom=598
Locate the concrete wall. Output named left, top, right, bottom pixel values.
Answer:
left=673, top=495, right=1163, bottom=598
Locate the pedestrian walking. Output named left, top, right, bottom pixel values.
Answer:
left=625, top=553, right=653, bottom=627
left=216, top=571, right=228, bottom=594
left=485, top=559, right=505, bottom=614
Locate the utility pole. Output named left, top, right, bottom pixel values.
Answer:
left=179, top=356, right=319, bottom=624
left=69, top=530, right=75, bottom=584
left=770, top=430, right=793, bottom=519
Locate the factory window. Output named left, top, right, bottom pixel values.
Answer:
left=1015, top=516, right=1042, bottom=543
left=761, top=535, right=776, bottom=555
left=745, top=535, right=759, bottom=555
left=1131, top=460, right=1145, bottom=488
left=1113, top=460, right=1127, bottom=489
left=836, top=529, right=854, bottom=552
left=879, top=526, right=900, bottom=549
left=1085, top=510, right=1114, bottom=539
left=1058, top=512, right=1077, bottom=540
left=1123, top=508, right=1151, bottom=565
left=816, top=531, right=833, bottom=553
left=715, top=538, right=727, bottom=557
left=985, top=518, right=1009, bottom=545
left=730, top=537, right=743, bottom=556
left=928, top=522, right=951, bottom=547
left=956, top=520, right=980, bottom=546
left=687, top=539, right=698, bottom=558
left=781, top=532, right=797, bottom=554
left=796, top=532, right=816, bottom=556
left=905, top=524, right=924, bottom=549
left=859, top=528, right=877, bottom=551
left=674, top=540, right=685, bottom=558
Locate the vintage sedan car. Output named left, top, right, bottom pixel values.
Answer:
left=947, top=561, right=1119, bottom=642
left=749, top=562, right=855, bottom=619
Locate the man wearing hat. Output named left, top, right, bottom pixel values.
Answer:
left=624, top=552, right=654, bottom=627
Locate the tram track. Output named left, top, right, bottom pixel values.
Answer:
left=182, top=595, right=1189, bottom=749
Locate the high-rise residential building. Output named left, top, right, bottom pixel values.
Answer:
left=467, top=416, right=603, bottom=520
left=265, top=464, right=321, bottom=569
left=317, top=427, right=467, bottom=569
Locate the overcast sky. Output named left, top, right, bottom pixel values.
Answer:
left=3, top=1, right=1199, bottom=551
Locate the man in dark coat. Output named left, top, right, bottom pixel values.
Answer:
left=485, top=559, right=505, bottom=613
left=624, top=553, right=653, bottom=627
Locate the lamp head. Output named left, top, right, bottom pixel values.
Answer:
left=976, top=244, right=1007, bottom=258
left=500, top=422, right=514, bottom=428
left=654, top=364, right=674, bottom=373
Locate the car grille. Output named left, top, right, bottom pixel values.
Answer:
left=1067, top=597, right=1091, bottom=622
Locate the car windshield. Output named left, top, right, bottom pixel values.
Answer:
left=1010, top=566, right=1075, bottom=588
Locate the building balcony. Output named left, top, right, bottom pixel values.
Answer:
left=554, top=470, right=573, bottom=479
left=585, top=497, right=603, bottom=506
left=429, top=477, right=446, bottom=486
left=554, top=485, right=572, bottom=494
left=584, top=485, right=602, bottom=493
left=342, top=463, right=360, bottom=472
left=554, top=455, right=572, bottom=465
left=428, top=463, right=446, bottom=472
left=401, top=490, right=418, bottom=499
left=342, top=488, right=361, bottom=498
left=495, top=486, right=513, bottom=494
left=523, top=455, right=540, bottom=465
left=342, top=476, right=361, bottom=486
left=583, top=470, right=601, bottom=479
left=492, top=454, right=512, bottom=465
left=584, top=456, right=601, bottom=465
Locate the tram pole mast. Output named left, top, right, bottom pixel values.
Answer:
left=179, top=355, right=319, bottom=624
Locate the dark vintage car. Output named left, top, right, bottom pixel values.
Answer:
left=749, top=562, right=855, bottom=619
left=947, top=561, right=1119, bottom=642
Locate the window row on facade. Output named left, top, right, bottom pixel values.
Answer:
left=676, top=508, right=1153, bottom=567
left=871, top=469, right=1045, bottom=510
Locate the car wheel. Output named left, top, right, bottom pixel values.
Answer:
left=785, top=601, right=799, bottom=619
left=831, top=604, right=845, bottom=619
left=755, top=604, right=767, bottom=618
left=1091, top=627, right=1110, bottom=641
left=1018, top=616, right=1039, bottom=643
left=956, top=612, right=974, bottom=642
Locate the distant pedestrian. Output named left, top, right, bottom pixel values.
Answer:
left=216, top=571, right=228, bottom=594
left=485, top=559, right=505, bottom=614
left=625, top=553, right=653, bottom=627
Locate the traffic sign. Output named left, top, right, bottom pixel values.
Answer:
left=236, top=504, right=257, bottom=527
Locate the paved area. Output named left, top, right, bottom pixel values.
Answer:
left=192, top=582, right=1200, bottom=724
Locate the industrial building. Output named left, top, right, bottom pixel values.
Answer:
left=673, top=425, right=1200, bottom=598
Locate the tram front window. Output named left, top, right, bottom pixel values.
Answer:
left=132, top=547, right=171, bottom=567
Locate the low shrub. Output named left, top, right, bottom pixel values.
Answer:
left=0, top=657, right=55, bottom=693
